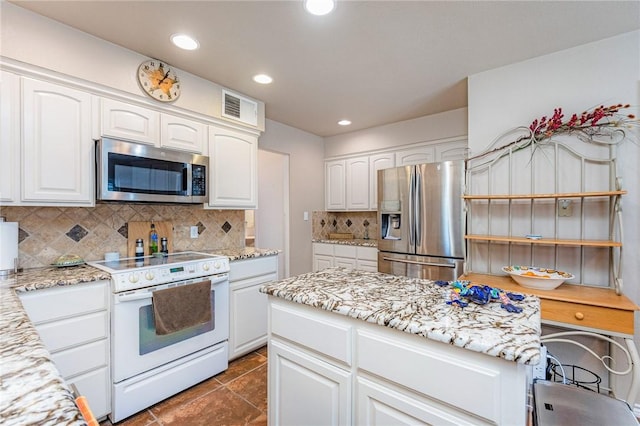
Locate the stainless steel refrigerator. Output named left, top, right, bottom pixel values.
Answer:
left=377, top=160, right=465, bottom=281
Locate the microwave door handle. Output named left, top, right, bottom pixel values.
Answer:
left=183, top=165, right=190, bottom=192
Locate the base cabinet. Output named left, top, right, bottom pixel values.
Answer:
left=270, top=340, right=352, bottom=426
left=229, top=255, right=278, bottom=360
left=312, top=242, right=378, bottom=272
left=18, top=281, right=111, bottom=420
left=267, top=298, right=528, bottom=425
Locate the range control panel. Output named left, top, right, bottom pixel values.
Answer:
left=110, top=257, right=230, bottom=293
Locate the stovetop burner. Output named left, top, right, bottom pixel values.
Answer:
left=91, top=251, right=218, bottom=271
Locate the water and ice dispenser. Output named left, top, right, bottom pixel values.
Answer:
left=380, top=200, right=402, bottom=240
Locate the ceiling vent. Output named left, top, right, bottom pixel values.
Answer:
left=222, top=89, right=258, bottom=126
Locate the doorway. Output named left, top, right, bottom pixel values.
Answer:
left=254, top=149, right=290, bottom=279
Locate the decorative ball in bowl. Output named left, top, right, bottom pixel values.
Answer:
left=502, top=266, right=574, bottom=290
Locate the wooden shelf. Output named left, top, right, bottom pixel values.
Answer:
left=463, top=190, right=626, bottom=200
left=464, top=234, right=621, bottom=247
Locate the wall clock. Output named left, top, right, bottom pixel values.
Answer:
left=137, top=59, right=181, bottom=102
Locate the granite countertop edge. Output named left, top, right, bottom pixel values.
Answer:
left=313, top=238, right=378, bottom=247
left=260, top=267, right=541, bottom=365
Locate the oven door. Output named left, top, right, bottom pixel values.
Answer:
left=111, top=274, right=229, bottom=383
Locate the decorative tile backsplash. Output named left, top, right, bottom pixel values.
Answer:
left=1, top=204, right=245, bottom=269
left=312, top=211, right=377, bottom=240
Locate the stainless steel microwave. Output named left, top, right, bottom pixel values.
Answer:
left=96, top=138, right=208, bottom=204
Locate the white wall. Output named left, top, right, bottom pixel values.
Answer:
left=468, top=30, right=640, bottom=402
left=324, top=107, right=468, bottom=157
left=0, top=2, right=265, bottom=130
left=259, top=119, right=325, bottom=276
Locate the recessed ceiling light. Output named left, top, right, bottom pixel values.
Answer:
left=338, top=119, right=351, bottom=126
left=304, top=0, right=336, bottom=16
left=171, top=34, right=199, bottom=50
left=253, top=74, right=273, bottom=84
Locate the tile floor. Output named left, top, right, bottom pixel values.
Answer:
left=100, top=346, right=268, bottom=426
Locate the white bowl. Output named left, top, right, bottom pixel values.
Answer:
left=502, top=266, right=574, bottom=291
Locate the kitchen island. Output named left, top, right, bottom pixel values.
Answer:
left=260, top=267, right=541, bottom=425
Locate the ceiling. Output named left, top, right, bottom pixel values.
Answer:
left=9, top=1, right=640, bottom=137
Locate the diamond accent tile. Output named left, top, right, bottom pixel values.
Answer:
left=363, top=220, right=370, bottom=227
left=66, top=224, right=88, bottom=242
left=117, top=224, right=128, bottom=238
left=320, top=219, right=326, bottom=227
left=18, top=228, right=29, bottom=243
left=346, top=219, right=352, bottom=227
left=197, top=221, right=206, bottom=234
left=332, top=219, right=337, bottom=227
left=222, top=221, right=232, bottom=233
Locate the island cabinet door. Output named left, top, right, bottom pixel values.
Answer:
left=269, top=340, right=351, bottom=425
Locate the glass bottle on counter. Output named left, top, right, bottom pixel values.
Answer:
left=149, top=223, right=158, bottom=254
left=135, top=238, right=144, bottom=259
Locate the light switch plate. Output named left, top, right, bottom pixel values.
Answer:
left=558, top=199, right=572, bottom=217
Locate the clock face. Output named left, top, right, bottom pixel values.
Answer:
left=137, top=60, right=181, bottom=102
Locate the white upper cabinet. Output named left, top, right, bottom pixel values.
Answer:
left=435, top=139, right=468, bottom=161
left=208, top=125, right=258, bottom=209
left=22, top=78, right=94, bottom=205
left=369, top=152, right=395, bottom=210
left=395, top=145, right=436, bottom=166
left=325, top=159, right=346, bottom=210
left=346, top=157, right=369, bottom=210
left=101, top=98, right=159, bottom=145
left=0, top=71, right=20, bottom=204
left=160, top=114, right=206, bottom=153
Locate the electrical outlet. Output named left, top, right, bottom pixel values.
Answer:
left=532, top=345, right=547, bottom=380
left=558, top=199, right=572, bottom=217
left=190, top=226, right=198, bottom=239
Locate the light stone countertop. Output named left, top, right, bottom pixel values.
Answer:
left=260, top=267, right=541, bottom=364
left=0, top=265, right=108, bottom=426
left=204, top=247, right=280, bottom=261
left=313, top=238, right=377, bottom=247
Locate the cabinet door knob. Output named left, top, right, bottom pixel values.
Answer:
left=575, top=312, right=585, bottom=320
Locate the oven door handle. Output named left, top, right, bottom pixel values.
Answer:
left=116, top=274, right=228, bottom=302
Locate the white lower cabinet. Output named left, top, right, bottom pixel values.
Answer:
left=19, top=280, right=111, bottom=420
left=313, top=242, right=378, bottom=272
left=267, top=298, right=529, bottom=426
left=270, top=339, right=352, bottom=426
left=229, top=255, right=278, bottom=360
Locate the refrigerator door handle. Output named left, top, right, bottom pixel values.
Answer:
left=408, top=167, right=415, bottom=247
left=415, top=167, right=422, bottom=246
left=382, top=257, right=456, bottom=268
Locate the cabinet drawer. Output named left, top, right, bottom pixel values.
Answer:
left=357, top=247, right=378, bottom=261
left=313, top=243, right=334, bottom=256
left=68, top=366, right=111, bottom=420
left=36, top=311, right=108, bottom=352
left=357, top=330, right=510, bottom=424
left=542, top=299, right=634, bottom=335
left=334, top=244, right=357, bottom=258
left=230, top=255, right=278, bottom=281
left=51, top=339, right=109, bottom=379
left=271, top=302, right=352, bottom=366
left=20, top=281, right=108, bottom=324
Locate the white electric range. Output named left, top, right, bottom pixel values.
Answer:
left=89, top=251, right=230, bottom=422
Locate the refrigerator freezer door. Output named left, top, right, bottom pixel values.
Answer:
left=377, top=166, right=413, bottom=255
left=415, top=161, right=465, bottom=259
left=378, top=252, right=463, bottom=282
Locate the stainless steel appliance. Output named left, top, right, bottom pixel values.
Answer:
left=89, top=252, right=230, bottom=422
left=533, top=380, right=639, bottom=425
left=377, top=160, right=465, bottom=281
left=96, top=138, right=208, bottom=204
